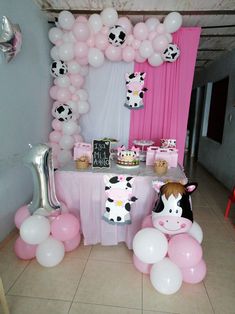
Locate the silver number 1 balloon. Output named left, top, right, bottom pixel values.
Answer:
left=23, top=143, right=61, bottom=215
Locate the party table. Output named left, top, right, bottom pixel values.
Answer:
left=55, top=162, right=187, bottom=249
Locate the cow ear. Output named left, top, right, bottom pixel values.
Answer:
left=185, top=182, right=198, bottom=194
left=141, top=72, right=146, bottom=79
left=152, top=180, right=165, bottom=193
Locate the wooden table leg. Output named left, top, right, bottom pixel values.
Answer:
left=0, top=278, right=10, bottom=314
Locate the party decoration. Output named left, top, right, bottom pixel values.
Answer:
left=92, top=140, right=111, bottom=168
left=116, top=145, right=140, bottom=168
left=103, top=175, right=138, bottom=224
left=36, top=236, right=65, bottom=267
left=133, top=254, right=152, bottom=274
left=124, top=72, right=148, bottom=110
left=53, top=103, right=73, bottom=122
left=162, top=43, right=180, bottom=62
left=14, top=236, right=37, bottom=260
left=51, top=213, right=80, bottom=241
left=108, top=25, right=126, bottom=46
left=23, top=144, right=61, bottom=214
left=181, top=258, right=207, bottom=284
left=14, top=205, right=30, bottom=229
left=188, top=220, right=203, bottom=243
left=152, top=181, right=198, bottom=235
left=50, top=60, right=68, bottom=78
left=0, top=16, right=22, bottom=63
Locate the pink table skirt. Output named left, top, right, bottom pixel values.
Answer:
left=55, top=171, right=156, bottom=249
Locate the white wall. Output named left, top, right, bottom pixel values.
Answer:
left=0, top=0, right=52, bottom=240
left=194, top=49, right=235, bottom=190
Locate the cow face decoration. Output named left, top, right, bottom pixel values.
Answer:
left=52, top=103, right=73, bottom=122
left=50, top=60, right=68, bottom=78
left=124, top=72, right=148, bottom=110
left=162, top=44, right=180, bottom=63
left=103, top=175, right=138, bottom=225
left=152, top=181, right=198, bottom=235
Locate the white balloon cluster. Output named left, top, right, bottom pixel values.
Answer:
left=48, top=8, right=183, bottom=167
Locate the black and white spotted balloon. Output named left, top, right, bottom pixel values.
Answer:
left=50, top=60, right=68, bottom=78
left=52, top=103, right=73, bottom=122
left=162, top=44, right=180, bottom=63
left=108, top=25, right=126, bottom=47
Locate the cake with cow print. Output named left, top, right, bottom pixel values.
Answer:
left=116, top=146, right=140, bottom=168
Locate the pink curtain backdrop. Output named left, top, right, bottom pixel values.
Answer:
left=129, top=27, right=201, bottom=164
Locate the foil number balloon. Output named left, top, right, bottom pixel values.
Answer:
left=0, top=16, right=22, bottom=62
left=23, top=144, right=61, bottom=216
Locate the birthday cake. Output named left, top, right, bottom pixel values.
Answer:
left=116, top=146, right=140, bottom=168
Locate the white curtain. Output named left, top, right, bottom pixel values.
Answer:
left=80, top=60, right=134, bottom=147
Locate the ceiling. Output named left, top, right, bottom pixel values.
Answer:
left=34, top=0, right=235, bottom=72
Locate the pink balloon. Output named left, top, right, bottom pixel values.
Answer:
left=73, top=134, right=84, bottom=142
left=56, top=87, right=71, bottom=102
left=49, top=142, right=60, bottom=156
left=141, top=214, right=153, bottom=228
left=118, top=17, right=132, bottom=35
left=49, top=86, right=59, bottom=100
left=156, top=23, right=166, bottom=35
left=51, top=213, right=80, bottom=241
left=105, top=45, right=122, bottom=61
left=63, top=232, right=81, bottom=252
left=74, top=42, right=88, bottom=58
left=49, top=131, right=62, bottom=143
left=133, top=254, right=152, bottom=274
left=168, top=234, right=203, bottom=268
left=87, top=36, right=95, bottom=47
left=52, top=119, right=62, bottom=131
left=73, top=22, right=90, bottom=41
left=152, top=35, right=169, bottom=53
left=122, top=46, right=135, bottom=62
left=53, top=157, right=59, bottom=169
left=148, top=31, right=157, bottom=41
left=77, top=56, right=88, bottom=66
left=14, top=236, right=37, bottom=260
left=135, top=50, right=146, bottom=63
left=132, top=39, right=141, bottom=50
left=70, top=74, right=84, bottom=88
left=76, top=16, right=88, bottom=23
left=95, top=33, right=109, bottom=50
left=133, top=22, right=148, bottom=41
left=101, top=26, right=109, bottom=35
left=14, top=205, right=30, bottom=229
left=181, top=259, right=207, bottom=284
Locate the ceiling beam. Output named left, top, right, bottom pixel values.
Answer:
left=202, top=24, right=235, bottom=29
left=201, top=34, right=235, bottom=37
left=42, top=9, right=235, bottom=15
left=198, top=48, right=226, bottom=51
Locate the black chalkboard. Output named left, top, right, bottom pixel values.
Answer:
left=92, top=140, right=111, bottom=168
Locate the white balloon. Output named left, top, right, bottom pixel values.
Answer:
left=148, top=52, right=164, bottom=66
left=133, top=228, right=168, bottom=264
left=88, top=14, right=103, bottom=33
left=150, top=258, right=182, bottom=295
left=188, top=221, right=203, bottom=244
left=58, top=11, right=75, bottom=30
left=50, top=46, right=60, bottom=60
left=36, top=236, right=65, bottom=267
left=62, top=120, right=78, bottom=135
left=55, top=75, right=70, bottom=88
left=88, top=48, right=104, bottom=67
left=79, top=65, right=89, bottom=76
left=67, top=100, right=78, bottom=116
left=58, top=43, right=74, bottom=61
left=145, top=17, right=160, bottom=32
left=59, top=135, right=75, bottom=150
left=20, top=215, right=50, bottom=245
left=67, top=60, right=80, bottom=74
left=57, top=149, right=72, bottom=164
left=76, top=89, right=88, bottom=101
left=101, top=8, right=118, bottom=27
left=163, top=12, right=183, bottom=33
left=139, top=40, right=153, bottom=58
left=78, top=101, right=90, bottom=114
left=48, top=27, right=63, bottom=44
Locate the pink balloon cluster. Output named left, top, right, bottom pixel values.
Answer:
left=48, top=9, right=182, bottom=167
left=14, top=204, right=81, bottom=267
left=133, top=221, right=206, bottom=294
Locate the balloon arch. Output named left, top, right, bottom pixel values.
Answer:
left=48, top=8, right=183, bottom=167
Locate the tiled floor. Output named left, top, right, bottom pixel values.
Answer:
left=1, top=159, right=235, bottom=314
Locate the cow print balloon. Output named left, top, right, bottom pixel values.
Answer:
left=50, top=60, right=68, bottom=78
left=53, top=103, right=73, bottom=122
left=108, top=25, right=126, bottom=47
left=162, top=44, right=180, bottom=63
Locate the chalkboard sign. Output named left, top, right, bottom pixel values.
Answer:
left=92, top=140, right=111, bottom=168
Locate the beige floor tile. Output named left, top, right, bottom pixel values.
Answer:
left=143, top=311, right=179, bottom=314
left=0, top=295, right=70, bottom=314
left=65, top=241, right=92, bottom=260
left=191, top=191, right=208, bottom=207
left=0, top=236, right=29, bottom=292
left=143, top=276, right=213, bottom=314
left=199, top=221, right=235, bottom=244
left=203, top=241, right=235, bottom=273
left=89, top=243, right=132, bottom=263
left=69, top=302, right=141, bottom=314
left=204, top=270, right=235, bottom=314
left=74, top=260, right=142, bottom=309
left=193, top=206, right=221, bottom=223
left=8, top=254, right=86, bottom=301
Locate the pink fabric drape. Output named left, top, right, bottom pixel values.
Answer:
left=129, top=28, right=201, bottom=164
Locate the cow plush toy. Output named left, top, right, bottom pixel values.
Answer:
left=103, top=175, right=138, bottom=224
left=152, top=181, right=198, bottom=235
left=124, top=72, right=148, bottom=110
